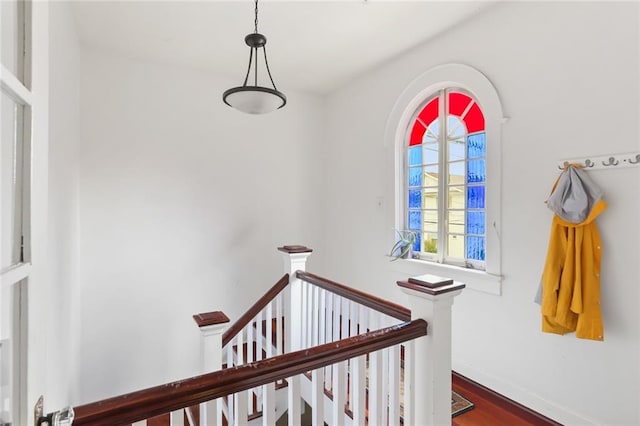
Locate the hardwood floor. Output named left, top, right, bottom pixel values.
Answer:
left=452, top=372, right=563, bottom=426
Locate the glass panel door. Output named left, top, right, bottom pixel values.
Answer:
left=1, top=91, right=25, bottom=270
left=1, top=0, right=27, bottom=84
left=0, top=280, right=25, bottom=425
left=1, top=0, right=31, bottom=423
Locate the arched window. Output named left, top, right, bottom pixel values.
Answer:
left=406, top=89, right=486, bottom=269
left=387, top=64, right=503, bottom=294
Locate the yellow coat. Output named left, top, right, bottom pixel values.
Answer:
left=541, top=199, right=606, bottom=341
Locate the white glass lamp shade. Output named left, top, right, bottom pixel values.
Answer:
left=223, top=86, right=286, bottom=115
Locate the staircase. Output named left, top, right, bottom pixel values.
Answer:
left=41, top=245, right=465, bottom=426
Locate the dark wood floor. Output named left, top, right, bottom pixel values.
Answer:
left=452, top=372, right=563, bottom=426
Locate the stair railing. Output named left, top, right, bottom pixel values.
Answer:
left=41, top=245, right=465, bottom=426
left=216, top=246, right=415, bottom=425
left=203, top=246, right=464, bottom=426
left=67, top=320, right=427, bottom=426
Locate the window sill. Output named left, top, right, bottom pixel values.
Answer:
left=391, top=258, right=501, bottom=296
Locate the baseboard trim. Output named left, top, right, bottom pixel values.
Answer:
left=452, top=371, right=562, bottom=425
left=452, top=364, right=598, bottom=425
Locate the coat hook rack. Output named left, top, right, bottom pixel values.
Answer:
left=557, top=152, right=640, bottom=171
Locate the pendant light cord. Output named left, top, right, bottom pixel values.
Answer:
left=254, top=0, right=259, bottom=33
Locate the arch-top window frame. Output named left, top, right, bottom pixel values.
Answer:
left=386, top=64, right=504, bottom=295
left=407, top=88, right=487, bottom=269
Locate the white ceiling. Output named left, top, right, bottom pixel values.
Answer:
left=71, top=1, right=495, bottom=94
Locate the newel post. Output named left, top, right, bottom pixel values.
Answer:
left=193, top=311, right=230, bottom=426
left=278, top=245, right=313, bottom=352
left=278, top=245, right=312, bottom=424
left=398, top=276, right=465, bottom=426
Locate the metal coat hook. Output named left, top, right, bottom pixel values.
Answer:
left=628, top=154, right=640, bottom=164
left=557, top=151, right=640, bottom=171
left=557, top=160, right=594, bottom=170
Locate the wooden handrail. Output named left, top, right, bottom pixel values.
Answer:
left=222, top=274, right=289, bottom=347
left=72, top=320, right=427, bottom=426
left=296, top=271, right=412, bottom=322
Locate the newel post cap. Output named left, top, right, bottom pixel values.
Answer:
left=193, top=311, right=230, bottom=336
left=277, top=245, right=313, bottom=254
left=397, top=274, right=465, bottom=301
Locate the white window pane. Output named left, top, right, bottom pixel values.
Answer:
left=422, top=143, right=438, bottom=164
left=1, top=91, right=23, bottom=269
left=423, top=210, right=438, bottom=233
left=0, top=284, right=14, bottom=424
left=423, top=165, right=438, bottom=187
left=448, top=161, right=465, bottom=184
left=448, top=186, right=465, bottom=209
left=447, top=210, right=465, bottom=234
left=1, top=0, right=23, bottom=80
left=447, top=234, right=464, bottom=258
left=447, top=116, right=466, bottom=140
left=423, top=233, right=438, bottom=254
left=425, top=118, right=440, bottom=142
left=423, top=188, right=438, bottom=209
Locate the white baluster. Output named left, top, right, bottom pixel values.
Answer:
left=227, top=344, right=233, bottom=369
left=331, top=361, right=346, bottom=426
left=234, top=391, right=248, bottom=426
left=341, top=298, right=349, bottom=340
left=287, top=375, right=301, bottom=425
left=388, top=344, right=400, bottom=426
left=236, top=329, right=244, bottom=366
left=170, top=409, right=184, bottom=426
left=276, top=293, right=283, bottom=355
left=132, top=421, right=147, bottom=426
left=319, top=289, right=326, bottom=346
left=381, top=315, right=394, bottom=424
left=284, top=282, right=293, bottom=354
left=266, top=300, right=273, bottom=358
left=312, top=285, right=320, bottom=346
left=247, top=316, right=254, bottom=363
left=381, top=346, right=389, bottom=425
left=329, top=294, right=342, bottom=397
left=228, top=392, right=235, bottom=426
left=311, top=368, right=324, bottom=426
left=262, top=382, right=276, bottom=426
left=360, top=305, right=369, bottom=334
left=256, top=310, right=263, bottom=361
left=185, top=406, right=196, bottom=426
left=348, top=301, right=358, bottom=406
left=276, top=293, right=284, bottom=388
left=301, top=281, right=308, bottom=349
left=247, top=314, right=255, bottom=415
left=349, top=300, right=358, bottom=337
left=351, top=355, right=366, bottom=426
left=403, top=341, right=415, bottom=426
left=368, top=315, right=384, bottom=426
left=255, top=309, right=264, bottom=413
left=307, top=283, right=314, bottom=348
left=324, top=292, right=333, bottom=392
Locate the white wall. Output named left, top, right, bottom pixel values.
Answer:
left=324, top=2, right=639, bottom=425
left=76, top=49, right=326, bottom=403
left=48, top=1, right=82, bottom=408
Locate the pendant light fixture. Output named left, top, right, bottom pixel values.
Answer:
left=223, top=0, right=286, bottom=114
